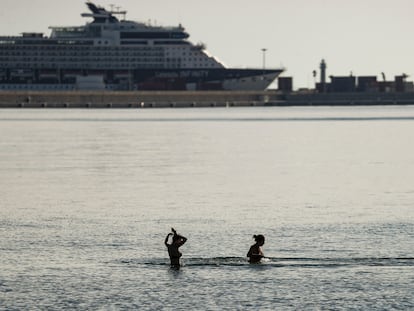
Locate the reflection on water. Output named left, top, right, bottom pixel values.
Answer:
left=1, top=106, right=414, bottom=309
left=122, top=256, right=414, bottom=268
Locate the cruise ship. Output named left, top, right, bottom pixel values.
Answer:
left=0, top=2, right=283, bottom=91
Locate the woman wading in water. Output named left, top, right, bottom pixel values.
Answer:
left=165, top=228, right=187, bottom=268
left=247, top=234, right=265, bottom=263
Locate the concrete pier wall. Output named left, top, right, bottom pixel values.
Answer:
left=286, top=92, right=414, bottom=106
left=1, top=90, right=414, bottom=108
left=0, top=90, right=281, bottom=108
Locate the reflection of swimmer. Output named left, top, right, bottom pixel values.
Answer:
left=165, top=228, right=187, bottom=267
left=247, top=235, right=265, bottom=263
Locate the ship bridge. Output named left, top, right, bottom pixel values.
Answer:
left=76, top=2, right=189, bottom=41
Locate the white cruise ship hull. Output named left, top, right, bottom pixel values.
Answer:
left=0, top=2, right=284, bottom=91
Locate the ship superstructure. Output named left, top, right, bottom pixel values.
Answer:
left=0, top=2, right=283, bottom=91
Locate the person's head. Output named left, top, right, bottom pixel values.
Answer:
left=253, top=234, right=265, bottom=246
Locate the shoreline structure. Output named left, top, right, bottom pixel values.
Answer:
left=1, top=90, right=414, bottom=108
left=1, top=3, right=412, bottom=108
left=1, top=91, right=272, bottom=108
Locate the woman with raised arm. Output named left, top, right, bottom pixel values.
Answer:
left=247, top=234, right=265, bottom=263
left=165, top=228, right=187, bottom=268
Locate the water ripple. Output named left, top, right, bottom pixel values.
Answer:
left=116, top=256, right=414, bottom=268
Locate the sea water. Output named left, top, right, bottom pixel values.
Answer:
left=0, top=106, right=413, bottom=310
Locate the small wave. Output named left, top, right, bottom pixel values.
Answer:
left=269, top=257, right=414, bottom=268
left=183, top=257, right=247, bottom=267
left=119, top=257, right=247, bottom=267
left=116, top=257, right=414, bottom=268
left=3, top=116, right=414, bottom=123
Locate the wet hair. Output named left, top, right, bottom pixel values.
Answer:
left=253, top=234, right=265, bottom=243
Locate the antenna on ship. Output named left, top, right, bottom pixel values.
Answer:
left=108, top=4, right=126, bottom=20
left=116, top=6, right=126, bottom=20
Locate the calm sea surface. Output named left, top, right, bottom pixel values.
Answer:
left=1, top=106, right=413, bottom=310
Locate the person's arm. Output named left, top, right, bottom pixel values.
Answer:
left=165, top=233, right=172, bottom=246
left=252, top=247, right=264, bottom=259
left=247, top=246, right=263, bottom=258
left=247, top=246, right=253, bottom=258
left=171, top=228, right=187, bottom=246
left=177, top=236, right=187, bottom=247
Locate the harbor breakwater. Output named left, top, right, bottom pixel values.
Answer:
left=0, top=91, right=279, bottom=108
left=1, top=90, right=414, bottom=108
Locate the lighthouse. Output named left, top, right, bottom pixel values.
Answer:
left=320, top=59, right=327, bottom=93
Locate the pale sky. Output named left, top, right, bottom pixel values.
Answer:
left=1, top=0, right=413, bottom=89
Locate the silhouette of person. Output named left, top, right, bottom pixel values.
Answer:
left=165, top=228, right=187, bottom=268
left=247, top=234, right=265, bottom=263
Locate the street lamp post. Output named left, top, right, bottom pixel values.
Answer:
left=261, top=48, right=267, bottom=71
left=261, top=48, right=267, bottom=81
